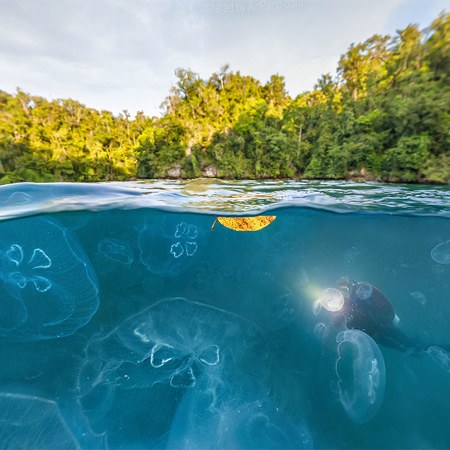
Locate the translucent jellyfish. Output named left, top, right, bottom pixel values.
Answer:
left=139, top=216, right=206, bottom=277
left=431, top=240, right=450, bottom=264
left=264, top=293, right=300, bottom=330
left=97, top=238, right=134, bottom=265
left=77, top=297, right=265, bottom=448
left=0, top=392, right=79, bottom=449
left=335, top=329, right=386, bottom=424
left=426, top=346, right=450, bottom=374
left=314, top=322, right=329, bottom=340
left=167, top=378, right=313, bottom=450
left=0, top=217, right=99, bottom=340
left=318, top=288, right=345, bottom=312
left=410, top=290, right=427, bottom=306
left=355, top=282, right=373, bottom=300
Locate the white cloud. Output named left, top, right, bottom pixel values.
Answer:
left=0, top=0, right=446, bottom=116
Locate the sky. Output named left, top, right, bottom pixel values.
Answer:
left=0, top=0, right=448, bottom=117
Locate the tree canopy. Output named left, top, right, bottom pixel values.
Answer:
left=1, top=12, right=449, bottom=184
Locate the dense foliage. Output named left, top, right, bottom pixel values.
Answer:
left=1, top=12, right=449, bottom=184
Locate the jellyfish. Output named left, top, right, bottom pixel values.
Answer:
left=431, top=240, right=450, bottom=264
left=0, top=217, right=99, bottom=340
left=0, top=392, right=80, bottom=449
left=264, top=293, right=300, bottom=330
left=167, top=377, right=313, bottom=450
left=97, top=238, right=134, bottom=265
left=335, top=329, right=386, bottom=424
left=138, top=216, right=206, bottom=277
left=410, top=290, right=427, bottom=306
left=426, top=346, right=450, bottom=374
left=77, top=297, right=266, bottom=448
left=314, top=322, right=329, bottom=341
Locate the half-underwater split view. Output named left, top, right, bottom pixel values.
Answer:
left=1, top=0, right=450, bottom=449
left=0, top=181, right=449, bottom=449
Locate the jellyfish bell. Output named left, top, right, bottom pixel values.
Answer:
left=138, top=215, right=207, bottom=277
left=0, top=392, right=80, bottom=449
left=168, top=377, right=313, bottom=450
left=431, top=240, right=450, bottom=265
left=0, top=217, right=99, bottom=341
left=318, top=288, right=345, bottom=312
left=335, top=329, right=386, bottom=424
left=314, top=322, right=328, bottom=340
left=77, top=297, right=267, bottom=448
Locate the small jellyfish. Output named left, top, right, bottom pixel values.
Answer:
left=426, top=346, right=450, bottom=373
left=97, top=238, right=134, bottom=265
left=355, top=282, right=373, bottom=300
left=0, top=217, right=99, bottom=340
left=77, top=297, right=265, bottom=448
left=431, top=240, right=450, bottom=264
left=0, top=392, right=80, bottom=449
left=410, top=290, right=427, bottom=306
left=264, top=293, right=299, bottom=330
left=139, top=216, right=205, bottom=277
left=314, top=322, right=328, bottom=340
left=318, top=288, right=345, bottom=312
left=335, top=329, right=386, bottom=424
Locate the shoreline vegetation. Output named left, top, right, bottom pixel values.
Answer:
left=0, top=13, right=448, bottom=185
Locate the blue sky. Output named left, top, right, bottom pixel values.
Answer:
left=0, top=0, right=447, bottom=116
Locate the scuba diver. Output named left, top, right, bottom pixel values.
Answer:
left=332, top=278, right=446, bottom=356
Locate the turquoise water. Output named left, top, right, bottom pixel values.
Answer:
left=0, top=180, right=449, bottom=449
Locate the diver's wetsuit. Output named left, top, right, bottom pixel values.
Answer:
left=338, top=281, right=421, bottom=354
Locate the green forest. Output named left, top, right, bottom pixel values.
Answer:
left=0, top=12, right=449, bottom=184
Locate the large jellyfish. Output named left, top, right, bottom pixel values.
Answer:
left=0, top=392, right=79, bottom=449
left=0, top=217, right=99, bottom=340
left=167, top=376, right=313, bottom=450
left=77, top=297, right=266, bottom=448
left=335, top=329, right=386, bottom=424
left=138, top=215, right=206, bottom=277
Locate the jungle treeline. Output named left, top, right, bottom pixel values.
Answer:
left=0, top=12, right=449, bottom=184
